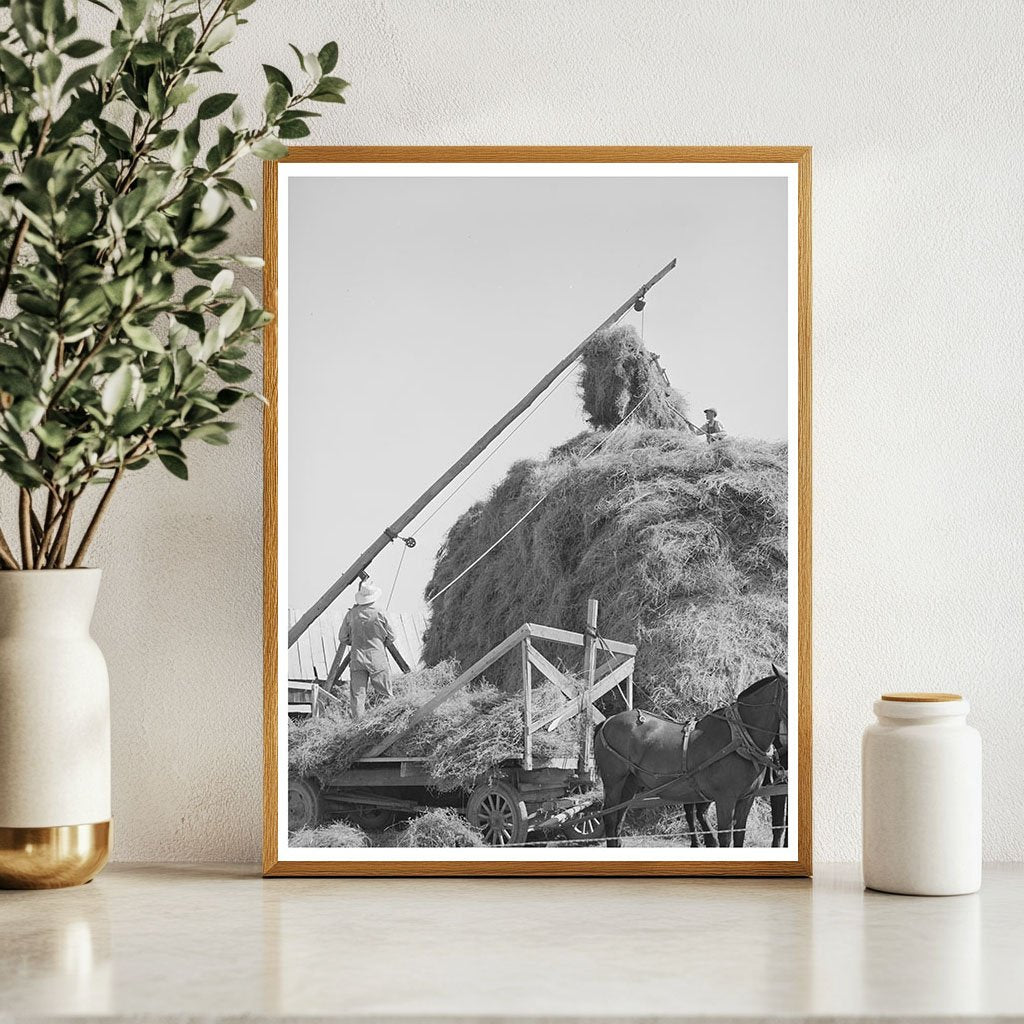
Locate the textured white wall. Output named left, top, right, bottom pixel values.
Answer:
left=84, top=1, right=1024, bottom=862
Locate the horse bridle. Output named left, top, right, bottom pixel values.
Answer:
left=724, top=677, right=788, bottom=742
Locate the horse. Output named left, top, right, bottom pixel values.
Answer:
left=594, top=665, right=788, bottom=848
left=683, top=704, right=789, bottom=848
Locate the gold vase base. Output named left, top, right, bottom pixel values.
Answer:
left=0, top=821, right=110, bottom=889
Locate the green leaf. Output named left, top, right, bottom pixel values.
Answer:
left=34, top=421, right=69, bottom=449
left=166, top=81, right=199, bottom=107
left=38, top=51, right=62, bottom=86
left=319, top=76, right=349, bottom=93
left=173, top=26, right=196, bottom=65
left=203, top=16, right=236, bottom=53
left=121, top=0, right=154, bottom=33
left=101, top=364, right=133, bottom=415
left=132, top=42, right=168, bottom=66
left=147, top=74, right=166, bottom=117
left=190, top=422, right=230, bottom=445
left=278, top=120, right=310, bottom=139
left=63, top=38, right=103, bottom=58
left=210, top=268, right=233, bottom=294
left=1, top=456, right=46, bottom=487
left=310, top=88, right=346, bottom=104
left=262, top=64, right=292, bottom=95
left=216, top=387, right=247, bottom=408
left=181, top=365, right=206, bottom=392
left=299, top=50, right=321, bottom=79
left=198, top=91, right=236, bottom=119
left=215, top=362, right=251, bottom=383
left=218, top=296, right=246, bottom=339
left=9, top=399, right=45, bottom=432
left=0, top=49, right=33, bottom=86
left=61, top=62, right=97, bottom=95
left=264, top=81, right=288, bottom=117
left=10, top=2, right=44, bottom=52
left=158, top=452, right=188, bottom=479
left=123, top=322, right=164, bottom=353
left=317, top=41, right=339, bottom=75
left=96, top=43, right=128, bottom=81
left=112, top=405, right=151, bottom=435
left=251, top=137, right=287, bottom=160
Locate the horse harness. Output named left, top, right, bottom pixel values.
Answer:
left=597, top=699, right=783, bottom=807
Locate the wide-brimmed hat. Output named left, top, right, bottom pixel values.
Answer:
left=354, top=583, right=382, bottom=605
left=704, top=407, right=717, bottom=416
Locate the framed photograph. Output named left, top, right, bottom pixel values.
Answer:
left=263, top=147, right=811, bottom=877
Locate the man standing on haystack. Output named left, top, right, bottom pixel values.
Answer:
left=697, top=407, right=725, bottom=443
left=337, top=582, right=396, bottom=720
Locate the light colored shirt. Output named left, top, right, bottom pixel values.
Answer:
left=338, top=605, right=396, bottom=672
left=698, top=418, right=725, bottom=441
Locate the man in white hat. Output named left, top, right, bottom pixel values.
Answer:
left=697, top=407, right=725, bottom=444
left=337, top=582, right=396, bottom=720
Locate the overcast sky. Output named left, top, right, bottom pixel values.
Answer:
left=286, top=172, right=789, bottom=620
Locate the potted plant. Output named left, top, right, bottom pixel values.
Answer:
left=0, top=0, right=343, bottom=887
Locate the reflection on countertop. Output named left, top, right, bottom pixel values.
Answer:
left=1, top=862, right=1021, bottom=1021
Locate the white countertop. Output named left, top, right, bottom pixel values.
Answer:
left=1, top=862, right=1021, bottom=1022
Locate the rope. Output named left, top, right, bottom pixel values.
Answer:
left=426, top=385, right=657, bottom=607
left=385, top=541, right=407, bottom=611
left=410, top=356, right=583, bottom=537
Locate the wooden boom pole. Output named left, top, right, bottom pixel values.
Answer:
left=288, top=258, right=677, bottom=648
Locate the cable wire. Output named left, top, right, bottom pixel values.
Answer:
left=385, top=541, right=408, bottom=611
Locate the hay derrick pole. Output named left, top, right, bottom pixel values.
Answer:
left=287, top=259, right=678, bottom=649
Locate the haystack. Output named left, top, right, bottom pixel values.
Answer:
left=578, top=325, right=690, bottom=430
left=422, top=426, right=788, bottom=720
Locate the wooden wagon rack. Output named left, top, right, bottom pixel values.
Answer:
left=364, top=618, right=638, bottom=768
left=288, top=601, right=639, bottom=845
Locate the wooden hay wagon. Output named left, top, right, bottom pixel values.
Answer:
left=288, top=604, right=637, bottom=846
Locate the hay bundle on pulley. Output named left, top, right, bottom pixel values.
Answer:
left=579, top=325, right=690, bottom=430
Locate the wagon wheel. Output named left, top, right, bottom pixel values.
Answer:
left=466, top=781, right=529, bottom=847
left=562, top=811, right=605, bottom=843
left=288, top=776, right=322, bottom=833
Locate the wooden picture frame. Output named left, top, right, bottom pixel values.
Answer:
left=263, top=147, right=812, bottom=876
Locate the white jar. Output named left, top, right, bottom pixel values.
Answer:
left=862, top=693, right=981, bottom=895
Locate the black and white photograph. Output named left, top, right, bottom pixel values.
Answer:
left=270, top=151, right=810, bottom=872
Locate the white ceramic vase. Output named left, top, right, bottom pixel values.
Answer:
left=0, top=569, right=111, bottom=888
left=862, top=692, right=981, bottom=896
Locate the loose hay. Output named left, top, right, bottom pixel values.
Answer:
left=288, top=661, right=576, bottom=792
left=423, top=428, right=787, bottom=722
left=396, top=808, right=484, bottom=848
left=579, top=325, right=691, bottom=430
left=290, top=821, right=370, bottom=848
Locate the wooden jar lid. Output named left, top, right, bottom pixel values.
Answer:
left=881, top=692, right=962, bottom=702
